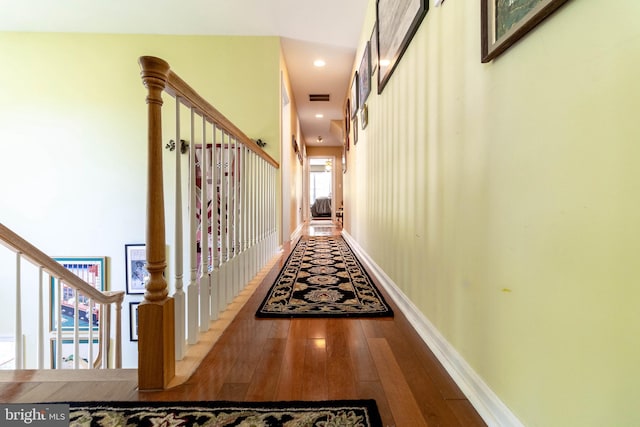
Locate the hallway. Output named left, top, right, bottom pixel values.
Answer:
left=0, top=223, right=486, bottom=426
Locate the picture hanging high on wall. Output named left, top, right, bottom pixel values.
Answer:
left=481, top=0, right=570, bottom=62
left=376, top=0, right=428, bottom=93
left=358, top=41, right=371, bottom=110
left=350, top=71, right=358, bottom=117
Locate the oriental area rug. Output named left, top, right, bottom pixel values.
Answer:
left=256, top=236, right=393, bottom=318
left=66, top=400, right=383, bottom=427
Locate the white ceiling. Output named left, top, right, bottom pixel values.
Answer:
left=0, top=0, right=369, bottom=147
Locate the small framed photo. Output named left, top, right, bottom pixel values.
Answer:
left=358, top=41, right=371, bottom=110
left=350, top=71, right=358, bottom=117
left=352, top=115, right=358, bottom=145
left=50, top=338, right=100, bottom=369
left=361, top=104, right=369, bottom=130
left=344, top=99, right=351, bottom=151
left=125, top=244, right=148, bottom=294
left=50, top=257, right=106, bottom=332
left=129, top=302, right=140, bottom=341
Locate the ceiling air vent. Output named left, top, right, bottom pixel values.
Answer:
left=309, top=94, right=330, bottom=102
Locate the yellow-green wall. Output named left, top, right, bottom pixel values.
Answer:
left=346, top=0, right=640, bottom=425
left=0, top=32, right=282, bottom=367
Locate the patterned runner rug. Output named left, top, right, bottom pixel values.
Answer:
left=64, top=400, right=383, bottom=426
left=256, top=236, right=393, bottom=318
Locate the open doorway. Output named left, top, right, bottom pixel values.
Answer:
left=308, top=157, right=334, bottom=221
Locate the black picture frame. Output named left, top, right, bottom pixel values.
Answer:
left=344, top=98, right=351, bottom=151
left=481, top=0, right=570, bottom=62
left=358, top=42, right=371, bottom=110
left=376, top=0, right=428, bottom=93
left=129, top=302, right=140, bottom=342
left=370, top=23, right=378, bottom=75
left=350, top=71, right=358, bottom=117
left=125, top=244, right=147, bottom=295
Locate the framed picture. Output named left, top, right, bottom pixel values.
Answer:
left=350, top=71, right=358, bottom=117
left=481, top=0, right=570, bottom=62
left=129, top=302, right=140, bottom=341
left=361, top=104, right=369, bottom=130
left=50, top=257, right=105, bottom=332
left=370, top=23, right=378, bottom=75
left=376, top=0, right=428, bottom=93
left=344, top=99, right=351, bottom=151
left=352, top=115, right=359, bottom=145
left=358, top=42, right=371, bottom=110
left=125, top=244, right=148, bottom=294
left=50, top=338, right=100, bottom=369
left=342, top=144, right=347, bottom=174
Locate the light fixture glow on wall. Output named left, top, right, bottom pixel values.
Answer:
left=313, top=59, right=326, bottom=67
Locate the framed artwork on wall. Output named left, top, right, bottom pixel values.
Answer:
left=125, top=244, right=148, bottom=295
left=344, top=99, right=351, bottom=151
left=361, top=104, right=369, bottom=130
left=49, top=257, right=105, bottom=333
left=129, top=302, right=140, bottom=342
left=342, top=144, right=347, bottom=174
left=376, top=0, right=428, bottom=93
left=352, top=115, right=358, bottom=145
left=481, top=0, right=571, bottom=62
left=350, top=71, right=358, bottom=117
left=370, top=23, right=378, bottom=75
left=358, top=41, right=371, bottom=110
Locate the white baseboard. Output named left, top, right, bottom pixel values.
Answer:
left=341, top=231, right=524, bottom=427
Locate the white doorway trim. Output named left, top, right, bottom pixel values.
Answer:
left=307, top=155, right=336, bottom=221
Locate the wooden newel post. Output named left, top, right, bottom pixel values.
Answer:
left=138, top=56, right=175, bottom=390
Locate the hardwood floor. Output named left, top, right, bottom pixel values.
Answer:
left=0, top=223, right=486, bottom=426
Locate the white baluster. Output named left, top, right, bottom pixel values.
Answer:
left=174, top=97, right=185, bottom=360
left=73, top=288, right=79, bottom=369
left=14, top=253, right=22, bottom=369
left=218, top=132, right=227, bottom=315
left=55, top=278, right=62, bottom=369
left=199, top=116, right=211, bottom=332
left=209, top=123, right=219, bottom=322
left=37, top=267, right=44, bottom=369
left=187, top=108, right=199, bottom=345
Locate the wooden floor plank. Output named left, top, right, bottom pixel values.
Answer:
left=368, top=337, right=429, bottom=427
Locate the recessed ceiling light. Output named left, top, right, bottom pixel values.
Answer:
left=315, top=113, right=324, bottom=118
left=380, top=59, right=391, bottom=67
left=313, top=59, right=326, bottom=67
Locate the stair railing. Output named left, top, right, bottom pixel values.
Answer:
left=0, top=223, right=123, bottom=370
left=138, top=56, right=279, bottom=390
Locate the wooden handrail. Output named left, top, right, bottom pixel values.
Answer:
left=139, top=56, right=279, bottom=169
left=0, top=223, right=124, bottom=305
